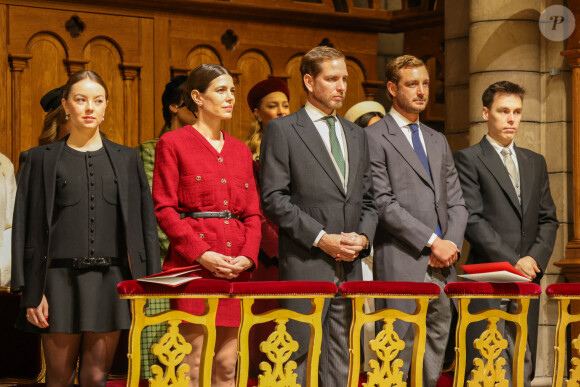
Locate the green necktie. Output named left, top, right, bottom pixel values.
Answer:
left=321, top=116, right=345, bottom=177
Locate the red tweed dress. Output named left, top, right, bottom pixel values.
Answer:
left=153, top=125, right=261, bottom=327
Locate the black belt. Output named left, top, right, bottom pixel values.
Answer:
left=49, top=257, right=123, bottom=269
left=180, top=210, right=240, bottom=220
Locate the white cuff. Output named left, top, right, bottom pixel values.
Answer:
left=313, top=230, right=326, bottom=247
left=426, top=233, right=438, bottom=248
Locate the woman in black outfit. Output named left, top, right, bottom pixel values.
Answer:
left=11, top=70, right=160, bottom=386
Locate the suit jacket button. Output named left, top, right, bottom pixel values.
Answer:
left=227, top=242, right=231, bottom=247
left=199, top=234, right=204, bottom=239
left=196, top=176, right=201, bottom=181
left=522, top=232, right=526, bottom=238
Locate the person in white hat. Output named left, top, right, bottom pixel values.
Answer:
left=344, top=100, right=386, bottom=127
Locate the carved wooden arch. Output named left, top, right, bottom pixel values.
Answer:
left=83, top=38, right=127, bottom=145
left=342, top=59, right=366, bottom=116
left=11, top=33, right=69, bottom=159
left=186, top=45, right=222, bottom=71
left=233, top=50, right=272, bottom=141
left=285, top=54, right=307, bottom=114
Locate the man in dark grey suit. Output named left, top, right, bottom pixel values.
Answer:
left=259, top=46, right=377, bottom=386
left=454, top=81, right=558, bottom=385
left=365, top=55, right=468, bottom=385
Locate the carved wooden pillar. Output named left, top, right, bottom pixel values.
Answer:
left=9, top=54, right=31, bottom=162
left=120, top=63, right=141, bottom=146
left=362, top=80, right=384, bottom=100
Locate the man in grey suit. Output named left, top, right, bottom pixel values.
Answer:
left=454, top=81, right=558, bottom=385
left=365, top=55, right=468, bottom=385
left=259, top=46, right=378, bottom=386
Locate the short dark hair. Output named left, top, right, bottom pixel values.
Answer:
left=63, top=70, right=109, bottom=100
left=300, top=46, right=345, bottom=91
left=162, top=75, right=188, bottom=128
left=482, top=81, right=525, bottom=109
left=183, top=64, right=232, bottom=115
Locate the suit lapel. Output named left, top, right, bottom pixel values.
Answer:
left=294, top=108, right=345, bottom=194
left=383, top=114, right=434, bottom=190
left=478, top=137, right=522, bottom=217
left=102, top=137, right=129, bottom=225
left=339, top=117, right=360, bottom=198
left=43, top=139, right=65, bottom=226
left=515, top=145, right=534, bottom=216
left=423, top=125, right=442, bottom=202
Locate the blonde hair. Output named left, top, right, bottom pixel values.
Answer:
left=245, top=118, right=262, bottom=161
left=38, top=105, right=67, bottom=145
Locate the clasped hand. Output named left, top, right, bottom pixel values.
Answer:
left=429, top=237, right=460, bottom=268
left=318, top=232, right=368, bottom=262
left=197, top=251, right=253, bottom=279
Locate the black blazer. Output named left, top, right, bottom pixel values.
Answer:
left=454, top=136, right=558, bottom=374
left=11, top=136, right=161, bottom=308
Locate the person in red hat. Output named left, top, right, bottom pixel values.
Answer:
left=245, top=78, right=291, bottom=376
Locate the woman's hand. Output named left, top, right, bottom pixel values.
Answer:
left=27, top=295, right=49, bottom=329
left=197, top=251, right=238, bottom=279
left=229, top=256, right=254, bottom=274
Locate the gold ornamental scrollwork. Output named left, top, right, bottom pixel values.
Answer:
left=567, top=336, right=580, bottom=386
left=468, top=317, right=509, bottom=387
left=365, top=317, right=406, bottom=387
left=257, top=318, right=300, bottom=387
left=150, top=319, right=192, bottom=387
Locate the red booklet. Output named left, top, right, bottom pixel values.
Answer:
left=459, top=261, right=530, bottom=282
left=138, top=265, right=204, bottom=287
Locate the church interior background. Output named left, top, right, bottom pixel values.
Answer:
left=0, top=0, right=576, bottom=385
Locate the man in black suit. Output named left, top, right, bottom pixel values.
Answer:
left=259, top=46, right=377, bottom=386
left=454, top=81, right=558, bottom=385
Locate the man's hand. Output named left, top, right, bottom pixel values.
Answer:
left=318, top=233, right=360, bottom=261
left=429, top=237, right=459, bottom=267
left=514, top=256, right=540, bottom=280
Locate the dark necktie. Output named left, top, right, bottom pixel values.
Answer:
left=410, top=123, right=441, bottom=237
left=321, top=116, right=345, bottom=177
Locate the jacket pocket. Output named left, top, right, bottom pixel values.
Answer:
left=230, top=178, right=249, bottom=213
left=24, top=247, right=35, bottom=260
left=180, top=174, right=215, bottom=208
left=138, top=248, right=146, bottom=262
left=102, top=176, right=119, bottom=205
left=55, top=176, right=81, bottom=207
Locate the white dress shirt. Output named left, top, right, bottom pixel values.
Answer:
left=485, top=134, right=520, bottom=172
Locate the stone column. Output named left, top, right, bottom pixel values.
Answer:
left=444, top=0, right=469, bottom=152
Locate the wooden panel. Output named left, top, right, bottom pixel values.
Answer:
left=138, top=17, right=155, bottom=144
left=285, top=55, right=308, bottom=114
left=0, top=5, right=8, bottom=160
left=234, top=51, right=271, bottom=141
left=23, top=35, right=68, bottom=154
left=187, top=45, right=222, bottom=69
left=84, top=39, right=125, bottom=144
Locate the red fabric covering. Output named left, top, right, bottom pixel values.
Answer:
left=436, top=372, right=454, bottom=387
left=230, top=281, right=337, bottom=296
left=339, top=281, right=441, bottom=296
left=116, top=279, right=231, bottom=296
left=444, top=282, right=542, bottom=297
left=546, top=283, right=580, bottom=297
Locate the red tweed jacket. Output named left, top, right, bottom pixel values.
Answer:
left=153, top=126, right=261, bottom=280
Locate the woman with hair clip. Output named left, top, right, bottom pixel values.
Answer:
left=11, top=70, right=160, bottom=386
left=153, top=64, right=261, bottom=386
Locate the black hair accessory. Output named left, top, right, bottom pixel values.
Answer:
left=40, top=86, right=65, bottom=112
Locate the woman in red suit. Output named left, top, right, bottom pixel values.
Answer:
left=153, top=64, right=261, bottom=386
